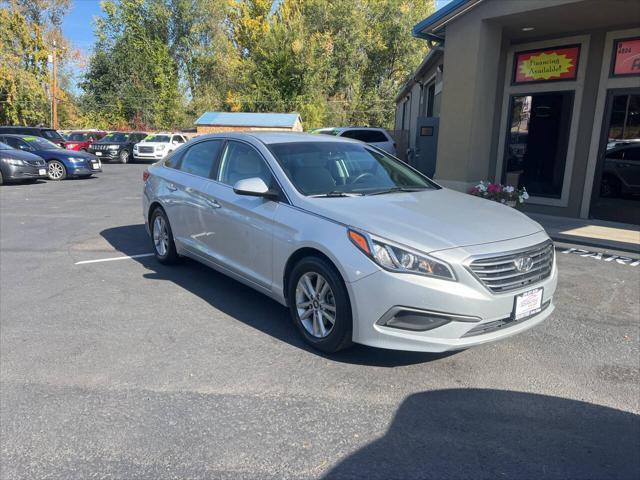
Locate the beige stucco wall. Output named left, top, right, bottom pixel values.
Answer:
left=431, top=0, right=639, bottom=218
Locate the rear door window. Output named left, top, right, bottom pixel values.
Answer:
left=177, top=140, right=223, bottom=178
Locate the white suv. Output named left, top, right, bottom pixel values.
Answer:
left=312, top=127, right=396, bottom=155
left=133, top=133, right=187, bottom=162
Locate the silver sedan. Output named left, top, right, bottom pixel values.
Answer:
left=143, top=132, right=557, bottom=353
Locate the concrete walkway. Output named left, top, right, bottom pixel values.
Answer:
left=527, top=213, right=640, bottom=253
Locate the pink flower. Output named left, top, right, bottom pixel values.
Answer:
left=487, top=183, right=502, bottom=193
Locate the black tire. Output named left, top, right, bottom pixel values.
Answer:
left=150, top=207, right=180, bottom=264
left=0, top=170, right=4, bottom=185
left=47, top=160, right=67, bottom=180
left=600, top=174, right=621, bottom=198
left=288, top=256, right=353, bottom=353
left=119, top=149, right=130, bottom=164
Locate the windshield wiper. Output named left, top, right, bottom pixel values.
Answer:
left=310, top=191, right=363, bottom=198
left=366, top=187, right=428, bottom=196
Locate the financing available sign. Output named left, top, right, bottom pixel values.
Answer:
left=513, top=45, right=580, bottom=84
left=612, top=37, right=640, bottom=77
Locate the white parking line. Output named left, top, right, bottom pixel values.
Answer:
left=75, top=253, right=154, bottom=265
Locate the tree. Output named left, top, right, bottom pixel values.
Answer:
left=0, top=3, right=50, bottom=125
left=81, top=0, right=183, bottom=129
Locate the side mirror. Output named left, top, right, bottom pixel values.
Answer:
left=233, top=177, right=279, bottom=201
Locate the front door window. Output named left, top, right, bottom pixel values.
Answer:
left=503, top=92, right=574, bottom=198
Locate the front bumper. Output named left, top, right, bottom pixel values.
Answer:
left=4, top=164, right=48, bottom=181
left=134, top=151, right=166, bottom=161
left=346, top=231, right=558, bottom=352
left=67, top=159, right=102, bottom=176
left=89, top=149, right=120, bottom=161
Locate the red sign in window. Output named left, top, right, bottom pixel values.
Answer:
left=513, top=46, right=580, bottom=84
left=613, top=38, right=640, bottom=77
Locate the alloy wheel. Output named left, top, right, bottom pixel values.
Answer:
left=295, top=272, right=336, bottom=338
left=153, top=215, right=168, bottom=257
left=48, top=161, right=64, bottom=180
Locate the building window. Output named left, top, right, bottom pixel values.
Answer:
left=503, top=91, right=574, bottom=198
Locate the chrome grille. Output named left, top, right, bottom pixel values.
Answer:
left=468, top=241, right=554, bottom=294
left=139, top=146, right=154, bottom=154
left=25, top=159, right=45, bottom=166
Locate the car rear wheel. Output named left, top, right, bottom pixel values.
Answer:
left=47, top=160, right=66, bottom=180
left=150, top=208, right=179, bottom=264
left=288, top=257, right=353, bottom=353
left=119, top=150, right=130, bottom=164
left=600, top=174, right=621, bottom=198
left=0, top=171, right=4, bottom=185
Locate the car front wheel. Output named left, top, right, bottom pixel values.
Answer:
left=288, top=257, right=353, bottom=353
left=150, top=208, right=179, bottom=264
left=119, top=150, right=130, bottom=164
left=47, top=160, right=67, bottom=180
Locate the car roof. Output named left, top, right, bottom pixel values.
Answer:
left=334, top=126, right=388, bottom=132
left=202, top=131, right=366, bottom=146
left=0, top=133, right=42, bottom=139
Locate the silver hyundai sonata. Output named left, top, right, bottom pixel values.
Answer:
left=143, top=132, right=557, bottom=353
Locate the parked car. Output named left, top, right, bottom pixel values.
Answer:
left=0, top=141, right=48, bottom=185
left=0, top=126, right=66, bottom=148
left=600, top=143, right=640, bottom=198
left=88, top=131, right=148, bottom=164
left=64, top=130, right=107, bottom=152
left=311, top=127, right=397, bottom=155
left=0, top=134, right=102, bottom=180
left=143, top=132, right=557, bottom=353
left=133, top=133, right=187, bottom=162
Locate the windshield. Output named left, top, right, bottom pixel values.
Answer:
left=269, top=141, right=438, bottom=196
left=42, top=129, right=64, bottom=140
left=23, top=136, right=60, bottom=149
left=68, top=133, right=89, bottom=141
left=99, top=132, right=129, bottom=143
left=0, top=142, right=12, bottom=150
left=143, top=135, right=170, bottom=143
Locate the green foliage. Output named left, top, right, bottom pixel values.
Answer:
left=0, top=3, right=50, bottom=125
left=81, top=0, right=182, bottom=129
left=78, top=0, right=434, bottom=130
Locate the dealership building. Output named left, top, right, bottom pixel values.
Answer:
left=395, top=0, right=639, bottom=224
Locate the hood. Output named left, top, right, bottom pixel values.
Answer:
left=297, top=188, right=543, bottom=253
left=38, top=149, right=96, bottom=159
left=1, top=148, right=42, bottom=162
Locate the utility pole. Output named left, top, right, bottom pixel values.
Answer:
left=51, top=40, right=58, bottom=129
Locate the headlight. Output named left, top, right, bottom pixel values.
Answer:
left=107, top=145, right=119, bottom=150
left=5, top=158, right=25, bottom=166
left=155, top=145, right=166, bottom=151
left=348, top=229, right=456, bottom=280
left=68, top=157, right=85, bottom=163
left=133, top=144, right=138, bottom=150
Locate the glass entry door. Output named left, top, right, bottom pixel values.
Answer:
left=590, top=90, right=640, bottom=225
left=503, top=92, right=574, bottom=199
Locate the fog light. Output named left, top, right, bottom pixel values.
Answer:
left=384, top=311, right=452, bottom=332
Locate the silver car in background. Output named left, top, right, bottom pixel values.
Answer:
left=143, top=132, right=557, bottom=353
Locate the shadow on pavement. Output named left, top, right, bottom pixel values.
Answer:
left=101, top=224, right=456, bottom=367
left=323, top=389, right=640, bottom=479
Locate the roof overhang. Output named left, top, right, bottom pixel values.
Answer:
left=412, top=0, right=484, bottom=41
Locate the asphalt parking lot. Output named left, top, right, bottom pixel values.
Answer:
left=1, top=164, right=639, bottom=480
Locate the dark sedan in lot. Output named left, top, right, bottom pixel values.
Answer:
left=0, top=142, right=48, bottom=185
left=88, top=131, right=148, bottom=164
left=0, top=126, right=66, bottom=148
left=0, top=134, right=102, bottom=180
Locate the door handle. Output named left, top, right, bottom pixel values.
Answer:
left=208, top=198, right=222, bottom=209
left=167, top=183, right=177, bottom=191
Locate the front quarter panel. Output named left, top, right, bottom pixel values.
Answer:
left=271, top=204, right=380, bottom=304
